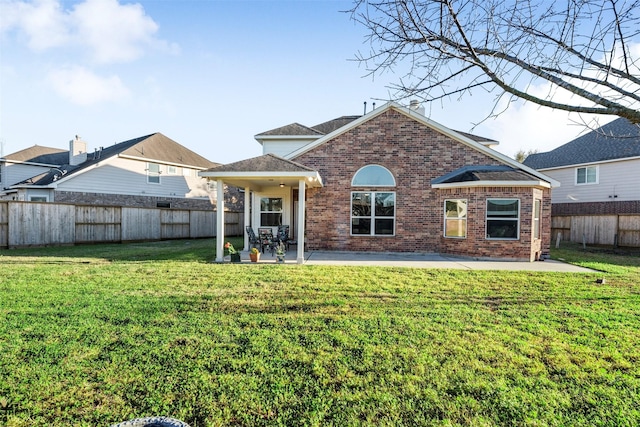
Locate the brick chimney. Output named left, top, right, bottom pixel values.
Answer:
left=69, top=135, right=87, bottom=166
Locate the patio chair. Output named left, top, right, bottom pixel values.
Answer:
left=277, top=224, right=297, bottom=251
left=246, top=226, right=260, bottom=250
left=257, top=227, right=277, bottom=255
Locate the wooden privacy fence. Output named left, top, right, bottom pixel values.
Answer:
left=552, top=214, right=640, bottom=247
left=0, top=201, right=243, bottom=248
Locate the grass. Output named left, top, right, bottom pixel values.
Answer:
left=1, top=239, right=639, bottom=426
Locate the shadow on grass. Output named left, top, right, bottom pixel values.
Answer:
left=0, top=237, right=239, bottom=263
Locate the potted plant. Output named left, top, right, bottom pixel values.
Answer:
left=249, top=247, right=260, bottom=262
left=275, top=242, right=286, bottom=263
left=225, top=242, right=241, bottom=263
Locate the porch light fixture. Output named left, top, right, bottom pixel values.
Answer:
left=279, top=183, right=284, bottom=187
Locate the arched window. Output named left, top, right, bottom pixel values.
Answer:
left=351, top=165, right=396, bottom=236
left=351, top=165, right=396, bottom=187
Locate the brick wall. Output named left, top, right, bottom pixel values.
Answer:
left=294, top=109, right=550, bottom=261
left=55, top=191, right=214, bottom=210
left=54, top=185, right=245, bottom=211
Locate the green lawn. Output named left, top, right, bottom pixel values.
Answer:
left=1, top=239, right=639, bottom=426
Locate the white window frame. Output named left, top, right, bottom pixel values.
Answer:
left=351, top=191, right=396, bottom=236
left=486, top=198, right=520, bottom=240
left=444, top=199, right=467, bottom=238
left=260, top=197, right=283, bottom=227
left=167, top=165, right=178, bottom=175
left=147, top=162, right=161, bottom=184
left=575, top=165, right=598, bottom=185
left=533, top=199, right=541, bottom=240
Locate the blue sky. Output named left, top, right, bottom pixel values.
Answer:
left=0, top=0, right=627, bottom=164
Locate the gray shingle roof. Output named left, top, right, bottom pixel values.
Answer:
left=4, top=145, right=68, bottom=165
left=523, top=117, right=640, bottom=169
left=432, top=165, right=542, bottom=184
left=13, top=133, right=217, bottom=186
left=203, top=153, right=315, bottom=173
left=257, top=114, right=495, bottom=144
left=256, top=123, right=323, bottom=137
left=311, top=116, right=361, bottom=134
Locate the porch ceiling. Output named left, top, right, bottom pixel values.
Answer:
left=199, top=171, right=323, bottom=191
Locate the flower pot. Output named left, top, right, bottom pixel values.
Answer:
left=230, top=253, right=241, bottom=263
left=276, top=254, right=285, bottom=263
left=249, top=252, right=260, bottom=262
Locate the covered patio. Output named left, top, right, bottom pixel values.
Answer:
left=199, top=154, right=323, bottom=264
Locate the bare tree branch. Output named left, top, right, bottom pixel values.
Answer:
left=349, top=0, right=640, bottom=123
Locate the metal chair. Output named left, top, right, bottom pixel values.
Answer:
left=277, top=224, right=297, bottom=251
left=246, top=226, right=260, bottom=250
left=257, top=227, right=276, bottom=255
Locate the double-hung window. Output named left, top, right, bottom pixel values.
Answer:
left=147, top=163, right=160, bottom=184
left=351, top=192, right=395, bottom=235
left=486, top=199, right=520, bottom=239
left=260, top=197, right=282, bottom=226
left=444, top=199, right=467, bottom=238
left=576, top=166, right=597, bottom=185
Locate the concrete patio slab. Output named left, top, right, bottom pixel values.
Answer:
left=302, top=251, right=595, bottom=272
left=237, top=249, right=595, bottom=272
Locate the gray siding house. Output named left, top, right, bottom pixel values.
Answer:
left=524, top=118, right=640, bottom=215
left=1, top=133, right=228, bottom=210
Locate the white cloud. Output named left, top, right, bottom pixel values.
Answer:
left=2, top=0, right=177, bottom=63
left=72, top=0, right=165, bottom=63
left=47, top=65, right=129, bottom=105
left=1, top=0, right=70, bottom=50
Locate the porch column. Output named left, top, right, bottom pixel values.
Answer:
left=243, top=186, right=250, bottom=250
left=215, top=179, right=225, bottom=263
left=297, top=179, right=306, bottom=264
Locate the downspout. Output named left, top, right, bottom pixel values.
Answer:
left=215, top=179, right=225, bottom=262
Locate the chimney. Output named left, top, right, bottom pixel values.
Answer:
left=409, top=99, right=425, bottom=115
left=69, top=135, right=87, bottom=166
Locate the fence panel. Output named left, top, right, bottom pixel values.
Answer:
left=0, top=202, right=7, bottom=248
left=570, top=215, right=617, bottom=246
left=618, top=215, right=640, bottom=247
left=190, top=210, right=215, bottom=238
left=8, top=202, right=75, bottom=247
left=121, top=207, right=162, bottom=241
left=161, top=209, right=191, bottom=239
left=224, top=211, right=243, bottom=237
left=75, top=205, right=122, bottom=243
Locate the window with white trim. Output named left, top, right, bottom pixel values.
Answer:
left=444, top=199, right=467, bottom=238
left=167, top=165, right=177, bottom=175
left=260, top=197, right=282, bottom=226
left=351, top=192, right=395, bottom=235
left=486, top=199, right=520, bottom=239
left=352, top=165, right=396, bottom=186
left=576, top=165, right=597, bottom=185
left=533, top=199, right=541, bottom=239
left=147, top=162, right=160, bottom=184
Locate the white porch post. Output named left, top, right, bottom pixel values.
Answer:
left=243, top=186, right=250, bottom=250
left=215, top=179, right=225, bottom=263
left=297, top=179, right=306, bottom=264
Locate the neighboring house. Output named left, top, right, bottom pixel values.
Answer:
left=523, top=118, right=640, bottom=215
left=201, top=101, right=557, bottom=263
left=0, top=133, right=232, bottom=210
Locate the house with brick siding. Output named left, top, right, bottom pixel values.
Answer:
left=0, top=133, right=229, bottom=210
left=201, top=101, right=558, bottom=263
left=523, top=118, right=640, bottom=216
